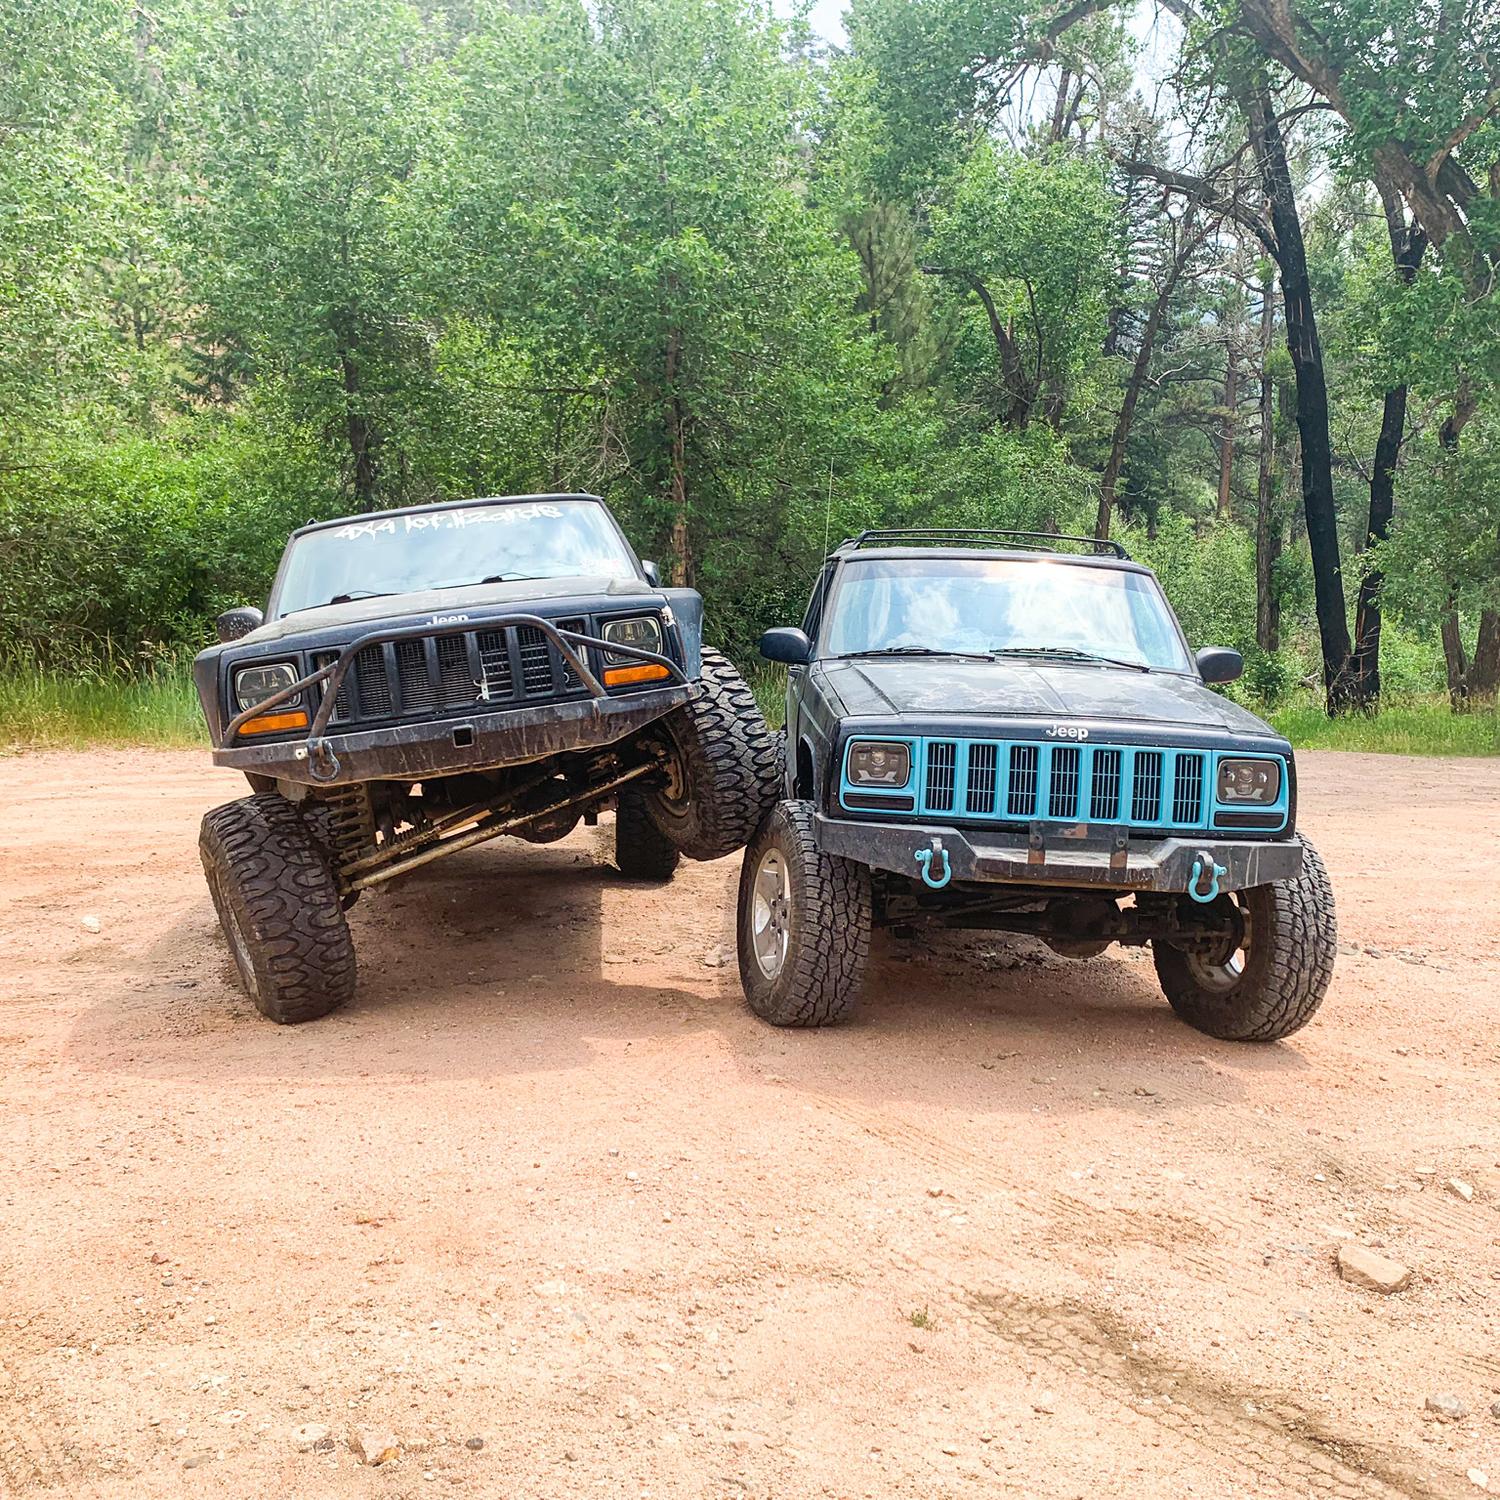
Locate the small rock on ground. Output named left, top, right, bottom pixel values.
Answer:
left=350, top=1429, right=401, bottom=1466
left=1337, top=1243, right=1411, bottom=1294
left=291, top=1422, right=330, bottom=1452
left=464, top=1436, right=485, bottom=1451
left=1424, top=1393, right=1466, bottom=1421
left=1446, top=1177, right=1475, bottom=1202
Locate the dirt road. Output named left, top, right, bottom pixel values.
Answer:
left=1, top=750, right=1497, bottom=1499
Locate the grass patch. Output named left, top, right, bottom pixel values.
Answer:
left=908, top=1305, right=936, bottom=1330
left=1265, top=696, right=1500, bottom=756
left=0, top=664, right=206, bottom=750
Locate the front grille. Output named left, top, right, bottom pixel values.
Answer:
left=845, top=738, right=1247, bottom=833
left=315, top=617, right=588, bottom=727
left=925, top=740, right=956, bottom=811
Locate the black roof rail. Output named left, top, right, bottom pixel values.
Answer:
left=836, top=528, right=1131, bottom=561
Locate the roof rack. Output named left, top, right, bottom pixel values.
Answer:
left=837, top=528, right=1131, bottom=561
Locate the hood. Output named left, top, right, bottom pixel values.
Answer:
left=817, top=658, right=1277, bottom=737
left=244, top=573, right=660, bottom=645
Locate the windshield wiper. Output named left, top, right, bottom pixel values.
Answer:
left=991, top=646, right=1150, bottom=672
left=476, top=573, right=543, bottom=585
left=284, top=589, right=396, bottom=613
left=836, top=646, right=996, bottom=662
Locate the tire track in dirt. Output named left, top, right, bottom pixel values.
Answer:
left=0, top=1356, right=67, bottom=1494
left=874, top=1243, right=1460, bottom=1500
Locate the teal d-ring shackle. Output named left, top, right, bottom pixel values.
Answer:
left=1187, top=850, right=1227, bottom=904
left=914, top=840, right=951, bottom=890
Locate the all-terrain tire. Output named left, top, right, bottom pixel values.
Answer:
left=199, top=793, right=357, bottom=1025
left=1152, top=833, right=1335, bottom=1042
left=737, top=800, right=871, bottom=1027
left=644, top=647, right=783, bottom=861
left=614, top=789, right=681, bottom=881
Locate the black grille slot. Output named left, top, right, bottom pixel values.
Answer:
left=555, top=618, right=586, bottom=690
left=396, top=640, right=439, bottom=713
left=474, top=630, right=515, bottom=702
left=1090, top=749, right=1122, bottom=821
left=1007, top=744, right=1039, bottom=816
left=1172, top=753, right=1205, bottom=824
left=436, top=636, right=473, bottom=707
left=925, top=741, right=957, bottom=811
left=1132, top=751, right=1164, bottom=822
left=517, top=626, right=554, bottom=694
left=966, top=742, right=998, bottom=814
left=1049, top=746, right=1081, bottom=819
left=352, top=646, right=392, bottom=719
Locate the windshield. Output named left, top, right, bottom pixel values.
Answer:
left=822, top=557, right=1191, bottom=672
left=273, top=500, right=637, bottom=616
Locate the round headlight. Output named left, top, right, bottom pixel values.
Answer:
left=1215, top=757, right=1280, bottom=805
left=234, top=661, right=300, bottom=712
left=602, top=615, right=664, bottom=663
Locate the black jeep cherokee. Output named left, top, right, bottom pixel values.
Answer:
left=739, top=528, right=1336, bottom=1041
left=194, top=492, right=780, bottom=1024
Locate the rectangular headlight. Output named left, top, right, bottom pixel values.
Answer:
left=1216, top=757, right=1281, bottom=805
left=234, top=661, right=299, bottom=712
left=601, top=614, right=663, bottom=664
left=847, top=740, right=911, bottom=788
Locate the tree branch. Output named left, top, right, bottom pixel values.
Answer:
left=1115, top=157, right=1277, bottom=253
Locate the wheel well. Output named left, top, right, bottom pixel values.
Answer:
left=794, top=738, right=816, bottom=799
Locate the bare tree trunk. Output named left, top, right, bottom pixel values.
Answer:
left=1254, top=277, right=1281, bottom=653
left=339, top=349, right=380, bottom=513
left=1095, top=216, right=1201, bottom=539
left=1246, top=82, right=1352, bottom=713
left=1350, top=209, right=1426, bottom=710
left=1217, top=352, right=1238, bottom=519
left=1435, top=381, right=1495, bottom=706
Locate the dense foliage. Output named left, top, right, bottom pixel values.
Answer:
left=1, top=0, right=1496, bottom=712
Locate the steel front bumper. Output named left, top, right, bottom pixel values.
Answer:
left=213, top=685, right=693, bottom=786
left=813, top=814, right=1303, bottom=895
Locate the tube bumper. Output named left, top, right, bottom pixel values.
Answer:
left=813, top=814, right=1303, bottom=895
left=212, top=685, right=693, bottom=786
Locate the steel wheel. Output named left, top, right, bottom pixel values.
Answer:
left=1182, top=895, right=1253, bottom=994
left=750, top=847, right=790, bottom=980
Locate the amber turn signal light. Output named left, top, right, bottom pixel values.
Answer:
left=602, top=662, right=671, bottom=687
left=239, top=708, right=311, bottom=735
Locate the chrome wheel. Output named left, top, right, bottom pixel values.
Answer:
left=750, top=847, right=791, bottom=980
left=1183, top=896, right=1252, bottom=994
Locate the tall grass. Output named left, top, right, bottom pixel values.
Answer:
left=0, top=661, right=205, bottom=749
left=1267, top=697, right=1500, bottom=756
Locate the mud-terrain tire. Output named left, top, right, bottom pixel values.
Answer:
left=737, top=800, right=870, bottom=1027
left=199, top=793, right=357, bottom=1025
left=614, top=789, right=681, bottom=881
left=1152, top=833, right=1335, bottom=1042
left=644, top=647, right=782, bottom=861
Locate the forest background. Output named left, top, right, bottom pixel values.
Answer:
left=2, top=0, right=1498, bottom=750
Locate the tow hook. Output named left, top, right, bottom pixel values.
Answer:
left=1187, top=850, right=1227, bottom=904
left=914, top=838, right=952, bottom=890
left=308, top=739, right=342, bottom=782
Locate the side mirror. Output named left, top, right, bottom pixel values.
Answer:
left=1196, top=646, right=1243, bottom=684
left=216, top=606, right=264, bottom=643
left=759, top=627, right=812, bottom=665
left=640, top=559, right=661, bottom=587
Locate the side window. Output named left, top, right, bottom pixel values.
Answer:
left=801, top=562, right=837, bottom=644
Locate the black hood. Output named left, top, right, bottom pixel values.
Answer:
left=816, top=658, right=1278, bottom=738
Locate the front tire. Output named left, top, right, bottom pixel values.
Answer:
left=1152, top=833, right=1335, bottom=1042
left=737, top=800, right=871, bottom=1027
left=644, top=647, right=782, bottom=861
left=199, top=793, right=357, bottom=1025
left=614, top=789, right=681, bottom=881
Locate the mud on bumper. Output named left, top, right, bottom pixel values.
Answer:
left=214, top=685, right=693, bottom=786
left=813, top=814, right=1303, bottom=895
